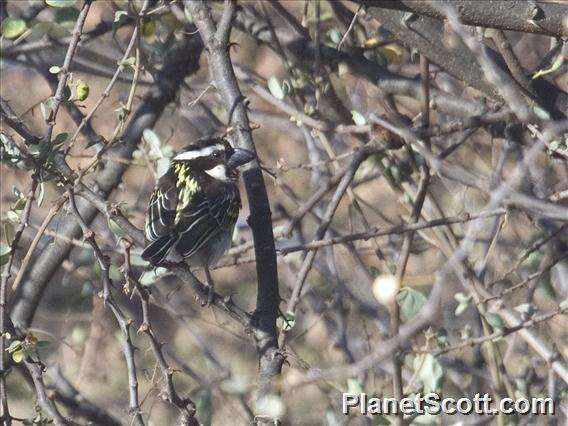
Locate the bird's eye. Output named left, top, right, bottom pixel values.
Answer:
left=212, top=151, right=221, bottom=158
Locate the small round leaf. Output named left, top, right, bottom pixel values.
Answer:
left=45, top=0, right=77, bottom=8
left=1, top=17, right=27, bottom=39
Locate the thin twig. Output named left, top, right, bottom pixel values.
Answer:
left=67, top=189, right=144, bottom=426
left=67, top=18, right=141, bottom=149
left=423, top=306, right=568, bottom=357
left=44, top=0, right=93, bottom=144
left=0, top=179, right=37, bottom=424
left=11, top=197, right=67, bottom=291
left=121, top=241, right=198, bottom=425
left=285, top=143, right=383, bottom=316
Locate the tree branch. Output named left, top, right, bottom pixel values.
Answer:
left=184, top=0, right=283, bottom=394
left=360, top=0, right=568, bottom=38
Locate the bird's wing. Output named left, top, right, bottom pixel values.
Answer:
left=142, top=167, right=240, bottom=265
left=175, top=186, right=240, bottom=259
left=144, top=171, right=179, bottom=242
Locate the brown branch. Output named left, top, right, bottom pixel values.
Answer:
left=490, top=29, right=533, bottom=95
left=285, top=142, right=384, bottom=315
left=391, top=56, right=431, bottom=423
left=25, top=359, right=68, bottom=425
left=67, top=190, right=144, bottom=426
left=0, top=98, right=42, bottom=145
left=279, top=209, right=505, bottom=255
left=438, top=3, right=532, bottom=123
left=358, top=1, right=567, bottom=118
left=423, top=306, right=568, bottom=357
left=11, top=197, right=67, bottom=291
left=67, top=17, right=141, bottom=148
left=480, top=253, right=568, bottom=305
left=122, top=242, right=198, bottom=426
left=184, top=0, right=283, bottom=393
left=43, top=0, right=92, bottom=144
left=0, top=179, right=37, bottom=424
left=369, top=115, right=568, bottom=221
left=360, top=0, right=568, bottom=38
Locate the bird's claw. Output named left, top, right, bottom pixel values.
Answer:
left=201, top=286, right=215, bottom=307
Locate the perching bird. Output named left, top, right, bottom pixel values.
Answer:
left=142, top=137, right=255, bottom=304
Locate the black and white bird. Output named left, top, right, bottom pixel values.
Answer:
left=142, top=137, right=255, bottom=304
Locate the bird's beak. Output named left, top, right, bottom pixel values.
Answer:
left=228, top=148, right=255, bottom=168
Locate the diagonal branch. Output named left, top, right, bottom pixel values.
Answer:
left=359, top=0, right=568, bottom=38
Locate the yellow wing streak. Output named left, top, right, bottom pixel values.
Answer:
left=174, top=164, right=200, bottom=224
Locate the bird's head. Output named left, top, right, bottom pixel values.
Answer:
left=172, top=137, right=255, bottom=181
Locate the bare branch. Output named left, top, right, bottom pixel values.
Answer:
left=184, top=0, right=283, bottom=393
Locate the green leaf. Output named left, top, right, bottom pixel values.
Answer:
left=267, top=77, right=286, bottom=100
left=141, top=20, right=156, bottom=38
left=40, top=97, right=56, bottom=121
left=515, top=303, right=537, bottom=320
left=533, top=105, right=551, bottom=121
left=73, top=79, right=89, bottom=102
left=5, top=339, right=21, bottom=353
left=114, top=10, right=128, bottom=23
left=109, top=265, right=122, bottom=281
left=6, top=210, right=21, bottom=224
left=351, top=110, right=367, bottom=125
left=143, top=129, right=162, bottom=156
left=118, top=56, right=136, bottom=69
left=454, top=292, right=472, bottom=316
left=193, top=388, right=213, bottom=425
left=53, top=132, right=68, bottom=145
left=3, top=223, right=14, bottom=246
left=276, top=311, right=296, bottom=332
left=560, top=299, right=568, bottom=312
left=454, top=292, right=471, bottom=303
left=413, top=353, right=444, bottom=392
left=1, top=17, right=27, bottom=39
left=255, top=395, right=285, bottom=419
left=484, top=312, right=505, bottom=332
left=396, top=287, right=427, bottom=322
left=0, top=243, right=11, bottom=267
left=11, top=348, right=24, bottom=363
left=54, top=6, right=79, bottom=28
left=107, top=218, right=126, bottom=239
left=533, top=53, right=564, bottom=80
left=327, top=28, right=342, bottom=45
left=346, top=378, right=363, bottom=394
left=45, top=0, right=77, bottom=8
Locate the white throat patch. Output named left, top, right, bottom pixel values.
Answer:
left=205, top=164, right=230, bottom=181
left=174, top=144, right=224, bottom=161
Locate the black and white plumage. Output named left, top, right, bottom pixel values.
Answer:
left=142, top=137, right=254, bottom=303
